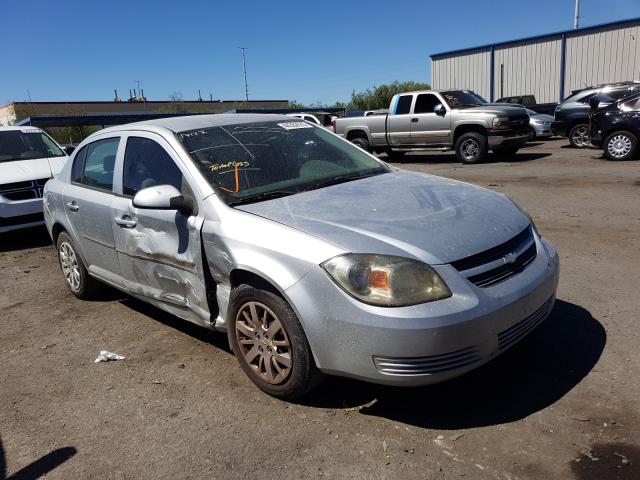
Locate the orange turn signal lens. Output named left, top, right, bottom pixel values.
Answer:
left=370, top=270, right=389, bottom=290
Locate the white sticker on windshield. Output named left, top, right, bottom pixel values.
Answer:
left=277, top=122, right=313, bottom=130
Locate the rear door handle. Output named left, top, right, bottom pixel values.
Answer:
left=115, top=216, right=137, bottom=228
left=411, top=118, right=419, bottom=123
left=66, top=202, right=79, bottom=212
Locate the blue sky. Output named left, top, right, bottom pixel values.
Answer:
left=3, top=0, right=639, bottom=105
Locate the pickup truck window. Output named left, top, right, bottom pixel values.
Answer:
left=395, top=95, right=413, bottom=115
left=414, top=94, right=441, bottom=114
left=441, top=90, right=486, bottom=109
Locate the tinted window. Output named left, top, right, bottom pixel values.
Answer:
left=441, top=90, right=486, bottom=108
left=608, top=87, right=640, bottom=101
left=395, top=95, right=413, bottom=115
left=71, top=146, right=87, bottom=183
left=0, top=129, right=65, bottom=163
left=123, top=137, right=183, bottom=196
left=81, top=138, right=119, bottom=190
left=178, top=121, right=387, bottom=205
left=414, top=94, right=441, bottom=114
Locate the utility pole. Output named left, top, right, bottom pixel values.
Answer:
left=574, top=0, right=580, bottom=29
left=240, top=47, right=249, bottom=101
left=135, top=80, right=142, bottom=97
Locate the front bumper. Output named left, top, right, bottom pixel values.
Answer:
left=487, top=130, right=529, bottom=148
left=532, top=123, right=553, bottom=137
left=284, top=234, right=559, bottom=386
left=551, top=120, right=569, bottom=137
left=0, top=196, right=45, bottom=234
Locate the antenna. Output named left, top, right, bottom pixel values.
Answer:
left=26, top=89, right=32, bottom=102
left=135, top=80, right=142, bottom=94
left=574, top=0, right=580, bottom=29
left=240, top=47, right=249, bottom=101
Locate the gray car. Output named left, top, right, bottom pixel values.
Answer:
left=43, top=114, right=559, bottom=399
left=526, top=109, right=554, bottom=140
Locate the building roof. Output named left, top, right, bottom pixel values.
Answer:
left=430, top=17, right=640, bottom=59
left=0, top=99, right=288, bottom=110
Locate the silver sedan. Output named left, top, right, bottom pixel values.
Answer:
left=527, top=109, right=554, bottom=140
left=43, top=114, right=559, bottom=399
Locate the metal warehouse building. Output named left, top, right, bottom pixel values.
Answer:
left=430, top=17, right=640, bottom=103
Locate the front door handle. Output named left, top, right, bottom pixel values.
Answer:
left=66, top=202, right=79, bottom=212
left=115, top=216, right=137, bottom=228
left=411, top=118, right=419, bottom=123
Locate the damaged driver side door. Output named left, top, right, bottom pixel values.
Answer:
left=110, top=133, right=211, bottom=326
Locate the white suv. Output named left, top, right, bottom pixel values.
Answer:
left=0, top=126, right=68, bottom=233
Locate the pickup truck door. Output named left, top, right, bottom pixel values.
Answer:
left=386, top=94, right=413, bottom=146
left=409, top=93, right=451, bottom=145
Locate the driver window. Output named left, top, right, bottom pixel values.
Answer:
left=123, top=137, right=184, bottom=196
left=414, top=94, right=441, bottom=114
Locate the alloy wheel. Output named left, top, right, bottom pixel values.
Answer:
left=59, top=241, right=81, bottom=292
left=572, top=126, right=589, bottom=147
left=235, top=301, right=292, bottom=385
left=607, top=134, right=632, bottom=159
left=461, top=139, right=479, bottom=161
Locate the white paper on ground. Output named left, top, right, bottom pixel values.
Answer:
left=94, top=350, right=126, bottom=363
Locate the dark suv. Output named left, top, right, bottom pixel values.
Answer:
left=552, top=82, right=640, bottom=148
left=589, top=92, right=640, bottom=160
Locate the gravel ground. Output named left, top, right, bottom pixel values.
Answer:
left=1, top=139, right=639, bottom=479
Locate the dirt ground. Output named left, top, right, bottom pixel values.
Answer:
left=1, top=138, right=639, bottom=480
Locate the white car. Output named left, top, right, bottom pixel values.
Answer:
left=0, top=126, right=68, bottom=233
left=285, top=113, right=323, bottom=126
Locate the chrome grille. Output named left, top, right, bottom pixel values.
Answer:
left=451, top=226, right=537, bottom=288
left=374, top=346, right=481, bottom=376
left=0, top=178, right=49, bottom=201
left=497, top=297, right=555, bottom=351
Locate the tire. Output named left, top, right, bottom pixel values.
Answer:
left=527, top=127, right=536, bottom=141
left=568, top=123, right=590, bottom=148
left=603, top=130, right=638, bottom=161
left=386, top=149, right=405, bottom=160
left=56, top=232, right=100, bottom=299
left=227, top=284, right=323, bottom=400
left=492, top=147, right=520, bottom=159
left=455, top=132, right=488, bottom=164
left=350, top=136, right=372, bottom=153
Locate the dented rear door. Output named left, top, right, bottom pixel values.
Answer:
left=110, top=132, right=210, bottom=324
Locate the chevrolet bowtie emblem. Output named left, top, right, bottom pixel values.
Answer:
left=503, top=252, right=517, bottom=265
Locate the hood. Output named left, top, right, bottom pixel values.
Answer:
left=455, top=104, right=527, bottom=116
left=531, top=113, right=554, bottom=122
left=0, top=156, right=67, bottom=185
left=237, top=170, right=530, bottom=265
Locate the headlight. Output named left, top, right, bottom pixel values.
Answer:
left=491, top=116, right=510, bottom=130
left=530, top=118, right=541, bottom=124
left=321, top=254, right=452, bottom=307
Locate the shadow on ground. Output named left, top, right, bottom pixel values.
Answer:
left=570, top=442, right=639, bottom=480
left=388, top=151, right=551, bottom=164
left=0, top=227, right=51, bottom=253
left=0, top=436, right=76, bottom=480
left=300, top=299, right=605, bottom=430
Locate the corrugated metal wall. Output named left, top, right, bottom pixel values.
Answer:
left=493, top=37, right=562, bottom=103
left=431, top=48, right=491, bottom=100
left=431, top=20, right=640, bottom=103
left=564, top=23, right=640, bottom=97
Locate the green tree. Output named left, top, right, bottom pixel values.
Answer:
left=349, top=81, right=431, bottom=110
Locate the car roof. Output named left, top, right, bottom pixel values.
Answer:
left=97, top=113, right=294, bottom=135
left=0, top=126, right=44, bottom=133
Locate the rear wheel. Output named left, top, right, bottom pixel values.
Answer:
left=350, top=136, right=372, bottom=153
left=56, top=232, right=100, bottom=299
left=603, top=131, right=638, bottom=161
left=568, top=123, right=590, bottom=148
left=455, top=132, right=488, bottom=164
left=228, top=284, right=323, bottom=400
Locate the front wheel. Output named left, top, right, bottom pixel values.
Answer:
left=227, top=285, right=323, bottom=400
left=603, top=131, right=638, bottom=161
left=527, top=127, right=536, bottom=141
left=455, top=132, right=488, bottom=164
left=568, top=123, right=590, bottom=148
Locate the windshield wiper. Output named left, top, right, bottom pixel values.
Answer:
left=309, top=168, right=386, bottom=190
left=227, top=190, right=297, bottom=206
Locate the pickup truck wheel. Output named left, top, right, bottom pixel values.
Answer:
left=492, top=147, right=520, bottom=159
left=455, top=132, right=487, bottom=164
left=350, top=136, right=372, bottom=153
left=228, top=284, right=324, bottom=400
left=568, top=123, right=590, bottom=148
left=603, top=131, right=637, bottom=161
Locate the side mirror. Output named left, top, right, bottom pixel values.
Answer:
left=133, top=185, right=195, bottom=216
left=63, top=146, right=75, bottom=155
left=434, top=104, right=446, bottom=116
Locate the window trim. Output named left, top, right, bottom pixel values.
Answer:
left=413, top=93, right=441, bottom=115
left=70, top=136, right=120, bottom=194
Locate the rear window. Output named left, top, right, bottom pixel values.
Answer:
left=0, top=129, right=65, bottom=162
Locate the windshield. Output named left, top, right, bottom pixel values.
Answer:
left=0, top=129, right=65, bottom=162
left=178, top=120, right=389, bottom=205
left=441, top=90, right=487, bottom=108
